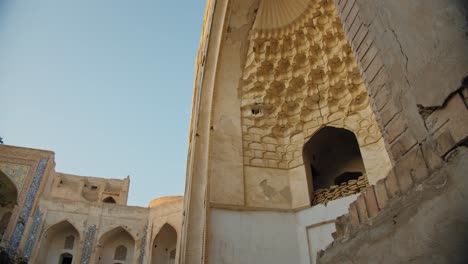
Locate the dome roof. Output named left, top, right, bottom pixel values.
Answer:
left=148, top=196, right=183, bottom=208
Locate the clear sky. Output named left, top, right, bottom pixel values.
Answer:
left=0, top=0, right=205, bottom=206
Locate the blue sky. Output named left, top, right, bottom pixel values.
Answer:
left=0, top=0, right=205, bottom=206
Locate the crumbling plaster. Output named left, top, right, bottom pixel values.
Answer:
left=356, top=0, right=468, bottom=108
left=50, top=172, right=129, bottom=205
left=317, top=147, right=468, bottom=264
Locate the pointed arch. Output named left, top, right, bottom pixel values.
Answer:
left=37, top=220, right=80, bottom=264
left=151, top=223, right=178, bottom=264
left=151, top=223, right=178, bottom=243
left=98, top=225, right=136, bottom=243
left=97, top=226, right=135, bottom=264
left=42, top=219, right=82, bottom=241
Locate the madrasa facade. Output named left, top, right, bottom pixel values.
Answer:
left=0, top=145, right=182, bottom=264
left=1, top=0, right=467, bottom=263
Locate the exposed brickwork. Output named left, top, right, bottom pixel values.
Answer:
left=334, top=215, right=349, bottom=239
left=426, top=94, right=468, bottom=157
left=389, top=130, right=418, bottom=159
left=327, top=0, right=468, bottom=250
left=384, top=170, right=400, bottom=199
left=355, top=195, right=368, bottom=223
left=374, top=179, right=388, bottom=210
left=421, top=140, right=444, bottom=172
left=349, top=203, right=360, bottom=227
left=364, top=186, right=379, bottom=218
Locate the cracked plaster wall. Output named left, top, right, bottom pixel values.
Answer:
left=183, top=0, right=467, bottom=262
left=312, top=1, right=468, bottom=262
left=336, top=0, right=468, bottom=157
left=317, top=147, right=468, bottom=264
left=207, top=0, right=259, bottom=207
left=359, top=0, right=468, bottom=108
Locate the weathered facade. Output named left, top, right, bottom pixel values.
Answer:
left=0, top=145, right=183, bottom=264
left=1, top=0, right=467, bottom=263
left=179, top=0, right=468, bottom=263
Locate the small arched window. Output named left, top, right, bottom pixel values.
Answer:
left=64, top=235, right=75, bottom=249
left=103, top=196, right=116, bottom=204
left=114, top=245, right=127, bottom=261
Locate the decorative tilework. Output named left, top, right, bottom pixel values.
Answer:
left=22, top=207, right=43, bottom=259
left=138, top=223, right=148, bottom=264
left=0, top=163, right=30, bottom=191
left=7, top=158, right=48, bottom=256
left=80, top=224, right=96, bottom=264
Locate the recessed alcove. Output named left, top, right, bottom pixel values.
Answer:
left=152, top=224, right=177, bottom=264
left=303, top=126, right=368, bottom=205
left=103, top=196, right=116, bottom=204
left=37, top=220, right=79, bottom=264
left=97, top=226, right=135, bottom=263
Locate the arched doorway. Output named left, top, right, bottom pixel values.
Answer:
left=59, top=252, right=73, bottom=264
left=0, top=170, right=18, bottom=242
left=151, top=224, right=177, bottom=264
left=97, top=226, right=135, bottom=264
left=303, top=126, right=368, bottom=205
left=37, top=221, right=80, bottom=264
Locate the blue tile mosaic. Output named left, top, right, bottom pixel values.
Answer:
left=80, top=224, right=96, bottom=264
left=7, top=158, right=48, bottom=256
left=22, top=207, right=43, bottom=259
left=138, top=223, right=148, bottom=264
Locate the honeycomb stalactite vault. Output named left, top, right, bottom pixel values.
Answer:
left=240, top=0, right=386, bottom=174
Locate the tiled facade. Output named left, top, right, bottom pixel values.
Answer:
left=138, top=223, right=148, bottom=264
left=7, top=158, right=48, bottom=256
left=22, top=207, right=43, bottom=259
left=79, top=224, right=96, bottom=264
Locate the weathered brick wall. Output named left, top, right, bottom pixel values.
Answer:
left=319, top=0, right=468, bottom=261
left=320, top=147, right=468, bottom=263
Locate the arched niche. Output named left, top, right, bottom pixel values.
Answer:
left=303, top=126, right=368, bottom=205
left=37, top=220, right=80, bottom=264
left=102, top=196, right=116, bottom=204
left=0, top=169, right=18, bottom=241
left=97, top=226, right=135, bottom=264
left=151, top=224, right=177, bottom=264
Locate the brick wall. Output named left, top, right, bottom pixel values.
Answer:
left=327, top=0, right=468, bottom=252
